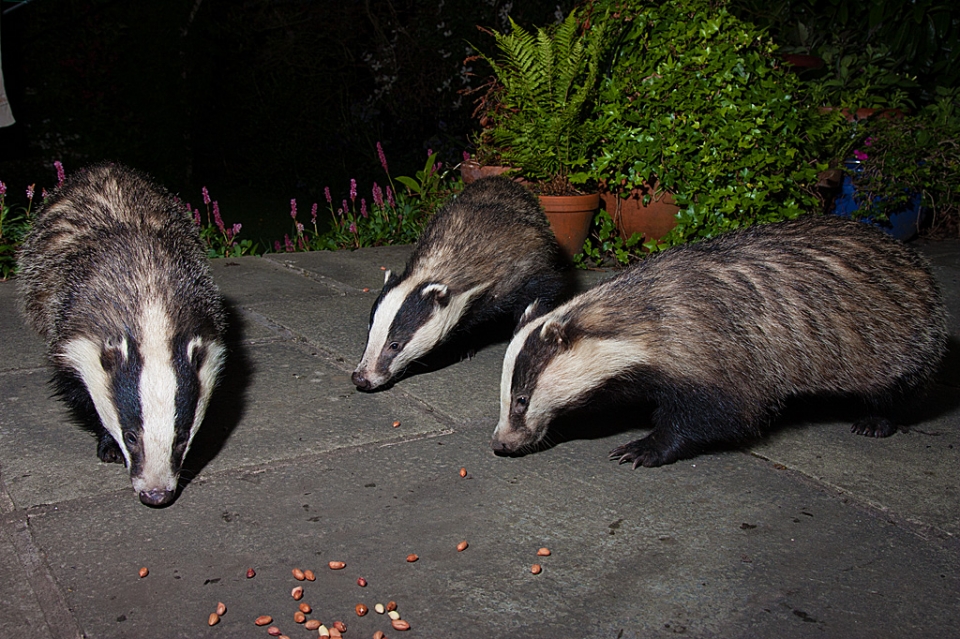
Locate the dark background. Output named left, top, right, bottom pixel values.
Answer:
left=0, top=0, right=574, bottom=245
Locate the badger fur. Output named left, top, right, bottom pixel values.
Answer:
left=17, top=163, right=227, bottom=506
left=352, top=176, right=569, bottom=390
left=493, top=215, right=948, bottom=467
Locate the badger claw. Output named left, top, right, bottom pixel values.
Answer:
left=97, top=433, right=124, bottom=464
left=851, top=417, right=898, bottom=438
left=609, top=437, right=679, bottom=469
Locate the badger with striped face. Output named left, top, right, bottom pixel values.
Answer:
left=493, top=215, right=948, bottom=467
left=352, top=176, right=569, bottom=391
left=18, top=163, right=227, bottom=507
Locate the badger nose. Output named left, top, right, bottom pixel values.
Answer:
left=351, top=370, right=372, bottom=390
left=491, top=439, right=511, bottom=455
left=139, top=488, right=175, bottom=507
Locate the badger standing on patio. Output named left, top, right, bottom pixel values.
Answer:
left=493, top=215, right=948, bottom=467
left=17, top=163, right=227, bottom=507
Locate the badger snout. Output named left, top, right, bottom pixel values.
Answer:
left=352, top=368, right=378, bottom=391
left=139, top=487, right=176, bottom=507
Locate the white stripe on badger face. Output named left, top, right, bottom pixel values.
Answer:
left=188, top=336, right=226, bottom=449
left=132, top=300, right=178, bottom=496
left=354, top=278, right=419, bottom=387
left=494, top=314, right=547, bottom=438
left=59, top=336, right=130, bottom=466
left=391, top=283, right=488, bottom=376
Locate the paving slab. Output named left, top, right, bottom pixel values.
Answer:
left=0, top=237, right=957, bottom=639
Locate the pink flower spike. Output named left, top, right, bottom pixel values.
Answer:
left=0, top=181, right=6, bottom=196
left=274, top=240, right=282, bottom=252
left=360, top=198, right=368, bottom=218
left=213, top=201, right=225, bottom=232
left=350, top=179, right=357, bottom=201
left=463, top=151, right=470, bottom=162
left=324, top=186, right=332, bottom=204
left=290, top=198, right=298, bottom=219
left=864, top=137, right=874, bottom=147
left=26, top=184, right=35, bottom=200
left=54, top=161, right=65, bottom=186
left=194, top=209, right=201, bottom=225
left=349, top=222, right=357, bottom=233
left=342, top=200, right=349, bottom=214
left=296, top=222, right=304, bottom=233
left=311, top=203, right=318, bottom=223
left=202, top=186, right=211, bottom=205
left=853, top=149, right=869, bottom=162
left=372, top=182, right=384, bottom=208
left=284, top=234, right=294, bottom=252
left=232, top=223, right=242, bottom=236
left=386, top=186, right=395, bottom=208
left=377, top=141, right=389, bottom=173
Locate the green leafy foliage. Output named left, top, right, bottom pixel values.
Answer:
left=0, top=185, right=37, bottom=280
left=473, top=9, right=608, bottom=193
left=580, top=0, right=820, bottom=263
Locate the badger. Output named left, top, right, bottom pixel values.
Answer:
left=17, top=163, right=227, bottom=506
left=493, top=215, right=948, bottom=467
left=352, top=176, right=570, bottom=390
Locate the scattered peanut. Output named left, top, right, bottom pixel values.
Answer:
left=531, top=564, right=543, bottom=574
left=138, top=567, right=149, bottom=578
left=255, top=615, right=273, bottom=626
left=291, top=586, right=304, bottom=600
left=328, top=561, right=346, bottom=570
left=246, top=568, right=256, bottom=578
left=375, top=603, right=385, bottom=614
left=207, top=612, right=220, bottom=626
left=334, top=620, right=347, bottom=632
left=292, top=568, right=306, bottom=581
left=299, top=602, right=311, bottom=614
left=304, top=569, right=316, bottom=581
left=537, top=547, right=552, bottom=557
left=387, top=610, right=401, bottom=621
left=356, top=603, right=368, bottom=616
left=267, top=626, right=282, bottom=636
left=363, top=288, right=371, bottom=293
left=357, top=576, right=367, bottom=587
left=392, top=420, right=401, bottom=428
left=374, top=632, right=386, bottom=639
left=305, top=619, right=321, bottom=630
left=459, top=467, right=467, bottom=478
left=329, top=628, right=342, bottom=639
left=405, top=554, right=418, bottom=563
left=318, top=624, right=330, bottom=637
left=391, top=618, right=411, bottom=631
left=293, top=611, right=306, bottom=624
left=386, top=601, right=397, bottom=612
left=457, top=540, right=469, bottom=552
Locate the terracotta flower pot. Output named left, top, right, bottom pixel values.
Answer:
left=601, top=186, right=679, bottom=244
left=539, top=192, right=600, bottom=260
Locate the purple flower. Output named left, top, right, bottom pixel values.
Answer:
left=284, top=234, right=294, bottom=252
left=0, top=181, right=6, bottom=196
left=274, top=240, right=282, bottom=252
left=54, top=161, right=65, bottom=187
left=310, top=203, right=318, bottom=223
left=342, top=200, right=349, bottom=214
left=864, top=137, right=875, bottom=147
left=26, top=184, right=35, bottom=200
left=232, top=223, right=242, bottom=236
left=372, top=182, right=384, bottom=208
left=853, top=149, right=869, bottom=162
left=360, top=198, right=368, bottom=218
left=213, top=201, right=225, bottom=233
left=463, top=151, right=471, bottom=162
left=202, top=186, right=211, bottom=205
left=350, top=179, right=357, bottom=202
left=290, top=198, right=298, bottom=219
left=324, top=186, right=332, bottom=204
left=194, top=209, right=201, bottom=225
left=377, top=141, right=389, bottom=173
left=41, top=188, right=48, bottom=199
left=296, top=222, right=304, bottom=233
left=349, top=222, right=357, bottom=233
left=386, top=186, right=395, bottom=208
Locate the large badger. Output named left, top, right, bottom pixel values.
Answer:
left=352, top=176, right=569, bottom=390
left=493, top=215, right=948, bottom=467
left=17, top=163, right=227, bottom=506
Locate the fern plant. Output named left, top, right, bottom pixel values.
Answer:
left=473, top=10, right=607, bottom=194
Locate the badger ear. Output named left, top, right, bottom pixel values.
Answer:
left=422, top=283, right=450, bottom=307
left=539, top=317, right=571, bottom=350
left=383, top=269, right=393, bottom=285
left=99, top=338, right=129, bottom=372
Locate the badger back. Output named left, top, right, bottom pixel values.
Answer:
left=354, top=177, right=568, bottom=390
left=495, top=215, right=947, bottom=454
left=17, top=164, right=227, bottom=506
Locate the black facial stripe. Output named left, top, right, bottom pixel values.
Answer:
left=384, top=282, right=442, bottom=348
left=108, top=335, right=144, bottom=477
left=173, top=334, right=202, bottom=469
left=511, top=326, right=565, bottom=410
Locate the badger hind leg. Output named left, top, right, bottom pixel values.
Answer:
left=850, top=416, right=898, bottom=438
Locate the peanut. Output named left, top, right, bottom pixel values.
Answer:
left=459, top=467, right=467, bottom=478
left=138, top=567, right=148, bottom=578
left=391, top=618, right=411, bottom=631
left=531, top=564, right=543, bottom=574
left=299, top=602, right=311, bottom=614
left=457, top=540, right=468, bottom=552
left=334, top=620, right=347, bottom=632
left=357, top=576, right=367, bottom=587
left=293, top=611, right=306, bottom=624
left=375, top=603, right=385, bottom=614
left=254, top=615, right=273, bottom=626
left=386, top=601, right=397, bottom=612
left=406, top=554, right=418, bottom=562
left=374, top=632, right=386, bottom=639
left=267, top=626, right=282, bottom=636
left=207, top=612, right=220, bottom=626
left=291, top=586, right=304, bottom=600
left=537, top=547, right=552, bottom=557
left=305, top=619, right=321, bottom=630
left=246, top=568, right=256, bottom=578
left=292, top=568, right=306, bottom=581
left=356, top=603, right=368, bottom=616
left=304, top=569, right=316, bottom=581
left=328, top=560, right=346, bottom=570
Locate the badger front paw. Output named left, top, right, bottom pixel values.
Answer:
left=609, top=436, right=681, bottom=469
left=97, top=433, right=124, bottom=464
left=851, top=417, right=898, bottom=438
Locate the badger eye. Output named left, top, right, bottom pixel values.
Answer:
left=123, top=431, right=139, bottom=448
left=389, top=342, right=401, bottom=351
left=513, top=395, right=529, bottom=415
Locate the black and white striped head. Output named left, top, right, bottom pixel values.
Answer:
left=58, top=300, right=225, bottom=506
left=492, top=301, right=650, bottom=454
left=352, top=269, right=485, bottom=390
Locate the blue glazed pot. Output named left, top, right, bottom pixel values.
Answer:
left=830, top=159, right=923, bottom=241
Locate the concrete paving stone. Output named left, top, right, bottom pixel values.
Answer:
left=0, top=282, right=47, bottom=372
left=24, top=422, right=960, bottom=639
left=263, top=245, right=413, bottom=292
